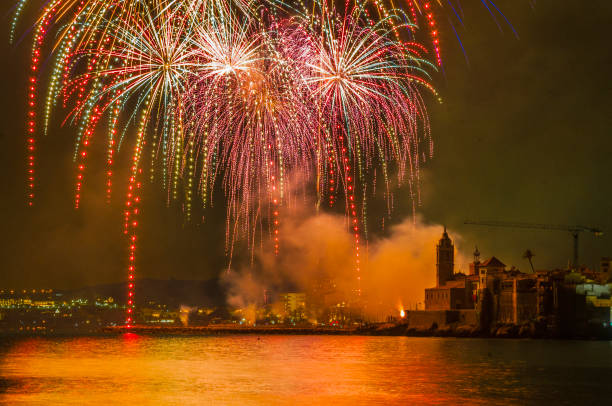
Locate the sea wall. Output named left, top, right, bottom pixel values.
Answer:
left=404, top=310, right=477, bottom=329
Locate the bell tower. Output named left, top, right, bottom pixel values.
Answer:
left=469, top=246, right=481, bottom=276
left=436, top=226, right=454, bottom=286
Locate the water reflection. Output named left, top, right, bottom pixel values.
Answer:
left=1, top=336, right=610, bottom=405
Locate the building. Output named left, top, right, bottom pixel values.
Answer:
left=280, top=293, right=306, bottom=319
left=424, top=282, right=474, bottom=311
left=436, top=227, right=454, bottom=287
left=425, top=228, right=477, bottom=311
left=497, top=275, right=538, bottom=324
left=423, top=228, right=554, bottom=324
left=601, top=257, right=612, bottom=281
left=477, top=256, right=506, bottom=289
left=420, top=229, right=611, bottom=335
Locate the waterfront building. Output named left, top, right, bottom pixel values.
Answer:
left=496, top=273, right=538, bottom=324
left=599, top=257, right=611, bottom=281
left=281, top=293, right=306, bottom=319
left=421, top=227, right=611, bottom=332
left=425, top=229, right=477, bottom=311
left=436, top=227, right=454, bottom=287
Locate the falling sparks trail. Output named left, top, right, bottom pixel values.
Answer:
left=17, top=0, right=529, bottom=324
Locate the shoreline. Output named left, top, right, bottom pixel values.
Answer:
left=102, top=323, right=611, bottom=340
left=2, top=323, right=610, bottom=340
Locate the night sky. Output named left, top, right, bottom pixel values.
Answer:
left=1, top=1, right=611, bottom=289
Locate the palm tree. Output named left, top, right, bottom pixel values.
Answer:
left=523, top=249, right=535, bottom=273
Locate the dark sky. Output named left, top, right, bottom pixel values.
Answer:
left=1, top=1, right=611, bottom=288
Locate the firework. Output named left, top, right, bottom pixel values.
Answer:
left=12, top=0, right=440, bottom=324
left=274, top=2, right=437, bottom=295
left=185, top=7, right=319, bottom=254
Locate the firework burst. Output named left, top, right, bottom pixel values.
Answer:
left=185, top=7, right=318, bottom=254
left=12, top=0, right=442, bottom=324
left=273, top=2, right=437, bottom=295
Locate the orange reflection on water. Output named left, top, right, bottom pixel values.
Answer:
left=1, top=335, right=610, bottom=405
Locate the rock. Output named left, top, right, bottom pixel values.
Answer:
left=455, top=325, right=476, bottom=337
left=518, top=324, right=531, bottom=338
left=495, top=325, right=511, bottom=337
left=434, top=326, right=453, bottom=336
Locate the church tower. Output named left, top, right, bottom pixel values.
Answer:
left=436, top=226, right=454, bottom=287
left=469, top=246, right=481, bottom=276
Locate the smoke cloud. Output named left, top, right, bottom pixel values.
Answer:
left=364, top=218, right=468, bottom=318
left=223, top=201, right=468, bottom=321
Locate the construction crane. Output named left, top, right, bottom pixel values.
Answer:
left=464, top=221, right=603, bottom=270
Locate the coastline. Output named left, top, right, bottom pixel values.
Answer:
left=90, top=322, right=612, bottom=340
left=2, top=322, right=610, bottom=340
